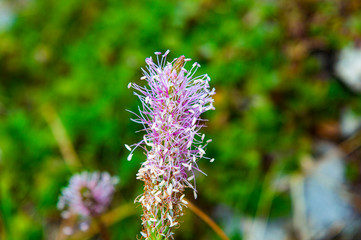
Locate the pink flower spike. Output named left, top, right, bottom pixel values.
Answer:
left=58, top=171, right=118, bottom=218
left=127, top=51, right=215, bottom=239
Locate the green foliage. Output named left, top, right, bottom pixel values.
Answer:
left=1, top=0, right=361, bottom=239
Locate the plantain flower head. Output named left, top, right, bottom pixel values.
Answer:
left=58, top=171, right=118, bottom=218
left=126, top=50, right=215, bottom=239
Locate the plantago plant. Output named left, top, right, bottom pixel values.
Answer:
left=126, top=50, right=215, bottom=239
left=58, top=171, right=118, bottom=238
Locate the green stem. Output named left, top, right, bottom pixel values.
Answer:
left=149, top=232, right=163, bottom=240
left=147, top=224, right=165, bottom=240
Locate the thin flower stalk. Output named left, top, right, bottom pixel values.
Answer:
left=126, top=50, right=215, bottom=239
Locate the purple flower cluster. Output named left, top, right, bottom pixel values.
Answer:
left=126, top=50, right=215, bottom=238
left=58, top=171, right=118, bottom=218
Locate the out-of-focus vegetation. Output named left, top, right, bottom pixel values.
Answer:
left=1, top=0, right=361, bottom=239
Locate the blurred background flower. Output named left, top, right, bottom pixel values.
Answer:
left=57, top=171, right=118, bottom=238
left=1, top=0, right=361, bottom=239
left=58, top=171, right=118, bottom=218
